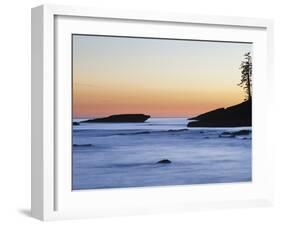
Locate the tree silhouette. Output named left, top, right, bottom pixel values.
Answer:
left=238, top=52, right=252, bottom=101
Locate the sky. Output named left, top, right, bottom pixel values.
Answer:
left=72, top=35, right=252, bottom=118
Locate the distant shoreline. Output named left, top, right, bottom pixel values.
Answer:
left=73, top=116, right=192, bottom=120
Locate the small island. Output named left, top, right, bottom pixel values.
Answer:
left=81, top=114, right=151, bottom=123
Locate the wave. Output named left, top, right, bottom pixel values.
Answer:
left=77, top=160, right=203, bottom=170
left=114, top=131, right=151, bottom=136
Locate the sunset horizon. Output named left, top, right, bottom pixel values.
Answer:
left=72, top=100, right=243, bottom=119
left=73, top=34, right=251, bottom=118
left=72, top=34, right=252, bottom=190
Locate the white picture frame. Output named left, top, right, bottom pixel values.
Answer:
left=31, top=4, right=274, bottom=221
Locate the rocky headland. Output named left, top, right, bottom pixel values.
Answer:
left=187, top=100, right=251, bottom=127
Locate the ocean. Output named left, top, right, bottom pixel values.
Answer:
left=72, top=117, right=252, bottom=190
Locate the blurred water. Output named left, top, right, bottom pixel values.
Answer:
left=72, top=118, right=252, bottom=190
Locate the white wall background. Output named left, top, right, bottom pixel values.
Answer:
left=0, top=0, right=280, bottom=225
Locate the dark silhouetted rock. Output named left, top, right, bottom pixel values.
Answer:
left=187, top=100, right=251, bottom=127
left=81, top=114, right=150, bottom=123
left=73, top=144, right=93, bottom=147
left=219, top=129, right=251, bottom=138
left=167, top=129, right=189, bottom=132
left=231, top=130, right=251, bottom=135
left=73, top=122, right=80, bottom=126
left=157, top=159, right=172, bottom=164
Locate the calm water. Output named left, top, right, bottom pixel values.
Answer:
left=72, top=118, right=252, bottom=190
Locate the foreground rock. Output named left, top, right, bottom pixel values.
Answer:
left=82, top=114, right=150, bottom=123
left=219, top=130, right=251, bottom=138
left=231, top=130, right=251, bottom=135
left=157, top=159, right=172, bottom=164
left=188, top=100, right=251, bottom=127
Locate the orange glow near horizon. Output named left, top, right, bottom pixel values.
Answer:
left=72, top=35, right=251, bottom=118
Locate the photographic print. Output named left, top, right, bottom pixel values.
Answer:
left=72, top=35, right=252, bottom=190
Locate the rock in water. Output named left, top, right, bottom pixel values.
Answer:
left=219, top=132, right=235, bottom=138
left=73, top=122, right=80, bottom=126
left=81, top=114, right=150, bottom=123
left=157, top=159, right=172, bottom=164
left=231, top=130, right=251, bottom=136
left=219, top=129, right=251, bottom=138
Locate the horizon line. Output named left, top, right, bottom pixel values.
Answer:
left=73, top=116, right=193, bottom=119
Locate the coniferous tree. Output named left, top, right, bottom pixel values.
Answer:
left=238, top=52, right=252, bottom=101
